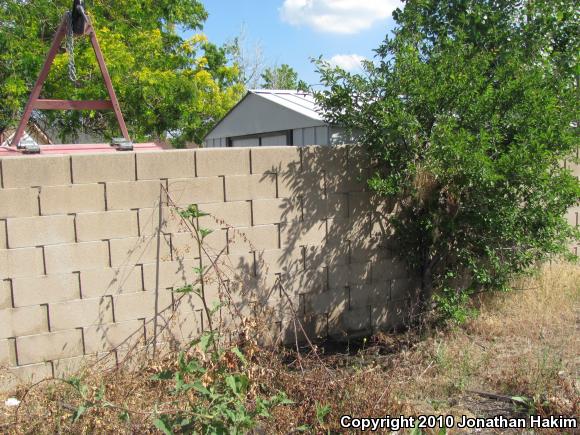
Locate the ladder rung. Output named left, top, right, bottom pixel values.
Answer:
left=33, top=99, right=114, bottom=110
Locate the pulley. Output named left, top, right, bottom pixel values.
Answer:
left=71, top=0, right=88, bottom=35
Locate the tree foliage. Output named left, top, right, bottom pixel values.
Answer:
left=261, top=64, right=308, bottom=91
left=316, top=0, right=579, bottom=320
left=0, top=0, right=245, bottom=145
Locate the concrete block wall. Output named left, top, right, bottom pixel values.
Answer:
left=1, top=146, right=577, bottom=388
left=0, top=146, right=416, bottom=388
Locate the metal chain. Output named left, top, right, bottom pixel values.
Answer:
left=66, top=11, right=78, bottom=84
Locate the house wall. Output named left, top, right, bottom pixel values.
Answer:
left=0, top=146, right=418, bottom=390
left=206, top=126, right=334, bottom=148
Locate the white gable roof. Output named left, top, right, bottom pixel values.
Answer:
left=250, top=90, right=323, bottom=121
left=205, top=90, right=326, bottom=140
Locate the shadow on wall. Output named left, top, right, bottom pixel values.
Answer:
left=85, top=145, right=422, bottom=361
left=215, top=145, right=421, bottom=346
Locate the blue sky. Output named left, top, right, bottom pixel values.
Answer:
left=191, top=0, right=401, bottom=87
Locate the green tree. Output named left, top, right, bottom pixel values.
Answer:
left=0, top=0, right=245, bottom=145
left=261, top=64, right=308, bottom=91
left=316, top=0, right=579, bottom=320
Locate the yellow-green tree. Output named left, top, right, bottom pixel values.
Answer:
left=0, top=0, right=245, bottom=145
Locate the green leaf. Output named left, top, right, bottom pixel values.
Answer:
left=118, top=411, right=130, bottom=423
left=199, top=228, right=213, bottom=240
left=72, top=405, right=87, bottom=423
left=199, top=331, right=215, bottom=353
left=190, top=380, right=211, bottom=396
left=231, top=347, right=247, bottom=365
left=174, top=285, right=194, bottom=294
left=315, top=402, right=331, bottom=425
left=151, top=370, right=174, bottom=381
left=153, top=417, right=174, bottom=435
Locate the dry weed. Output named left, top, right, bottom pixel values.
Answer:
left=1, top=262, right=578, bottom=434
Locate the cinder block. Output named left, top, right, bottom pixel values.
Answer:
left=199, top=201, right=252, bottom=229
left=7, top=215, right=75, bottom=248
left=371, top=258, right=409, bottom=282
left=172, top=230, right=227, bottom=260
left=76, top=210, right=138, bottom=242
left=1, top=155, right=70, bottom=188
left=80, top=266, right=143, bottom=298
left=49, top=297, right=114, bottom=331
left=328, top=262, right=371, bottom=289
left=112, top=290, right=173, bottom=323
left=52, top=352, right=115, bottom=378
left=228, top=225, right=279, bottom=254
left=252, top=198, right=301, bottom=225
left=224, top=174, right=276, bottom=201
left=302, top=145, right=348, bottom=173
left=326, top=168, right=367, bottom=194
left=0, top=339, right=16, bottom=366
left=0, top=305, right=48, bottom=339
left=142, top=259, right=199, bottom=292
left=195, top=148, right=250, bottom=177
left=304, top=242, right=349, bottom=270
left=250, top=147, right=301, bottom=174
left=349, top=236, right=384, bottom=263
left=349, top=284, right=389, bottom=309
left=280, top=219, right=326, bottom=248
left=40, top=184, right=105, bottom=215
left=1, top=363, right=53, bottom=391
left=71, top=153, right=135, bottom=184
left=327, top=216, right=370, bottom=246
left=234, top=273, right=279, bottom=307
left=106, top=180, right=165, bottom=210
left=278, top=171, right=322, bottom=199
left=349, top=192, right=382, bottom=217
left=371, top=302, right=409, bottom=331
left=52, top=355, right=88, bottom=378
left=0, top=188, right=38, bottom=218
left=109, top=235, right=171, bottom=267
left=136, top=150, right=196, bottom=180
left=0, top=247, right=44, bottom=278
left=282, top=268, right=327, bottom=296
left=339, top=306, right=371, bottom=334
left=167, top=177, right=224, bottom=206
left=44, top=241, right=109, bottom=274
left=16, top=329, right=83, bottom=365
left=139, top=207, right=189, bottom=236
left=254, top=248, right=304, bottom=276
left=84, top=319, right=145, bottom=353
left=12, top=274, right=80, bottom=307
left=208, top=253, right=255, bottom=289
left=302, top=193, right=348, bottom=221
left=164, top=309, right=202, bottom=344
left=0, top=280, right=11, bottom=309
left=305, top=287, right=348, bottom=317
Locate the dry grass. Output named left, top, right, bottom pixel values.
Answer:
left=1, top=262, right=578, bottom=434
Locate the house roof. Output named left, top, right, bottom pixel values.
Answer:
left=204, top=90, right=325, bottom=140
left=249, top=89, right=323, bottom=121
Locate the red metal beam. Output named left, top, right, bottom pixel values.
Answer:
left=33, top=99, right=113, bottom=110
left=88, top=24, right=130, bottom=141
left=10, top=18, right=68, bottom=148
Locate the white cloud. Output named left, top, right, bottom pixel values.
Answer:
left=280, top=0, right=401, bottom=34
left=329, top=54, right=366, bottom=71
